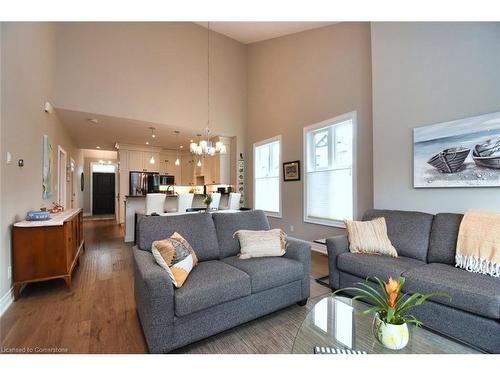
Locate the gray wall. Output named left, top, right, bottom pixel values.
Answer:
left=247, top=22, right=373, bottom=241
left=372, top=22, right=500, bottom=214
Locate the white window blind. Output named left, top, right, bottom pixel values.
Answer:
left=253, top=136, right=281, bottom=216
left=304, top=113, right=355, bottom=227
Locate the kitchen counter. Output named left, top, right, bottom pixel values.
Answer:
left=124, top=194, right=229, bottom=242
left=14, top=208, right=82, bottom=227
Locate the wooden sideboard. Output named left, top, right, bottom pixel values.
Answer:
left=12, top=208, right=85, bottom=300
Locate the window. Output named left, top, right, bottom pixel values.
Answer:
left=253, top=135, right=281, bottom=217
left=304, top=112, right=356, bottom=227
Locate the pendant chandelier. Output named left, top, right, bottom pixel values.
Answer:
left=148, top=127, right=156, bottom=164
left=190, top=21, right=227, bottom=158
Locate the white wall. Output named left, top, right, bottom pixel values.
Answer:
left=0, top=23, right=82, bottom=300
left=372, top=22, right=500, bottom=214
left=54, top=22, right=247, bottom=178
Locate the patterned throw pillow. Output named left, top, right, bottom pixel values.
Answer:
left=151, top=232, right=199, bottom=288
left=344, top=217, right=398, bottom=257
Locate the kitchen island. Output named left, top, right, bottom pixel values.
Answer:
left=124, top=194, right=230, bottom=242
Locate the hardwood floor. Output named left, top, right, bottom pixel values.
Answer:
left=0, top=219, right=331, bottom=354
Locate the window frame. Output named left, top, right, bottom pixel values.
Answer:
left=253, top=135, right=282, bottom=218
left=303, top=111, right=357, bottom=228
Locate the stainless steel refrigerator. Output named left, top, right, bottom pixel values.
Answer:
left=129, top=171, right=160, bottom=196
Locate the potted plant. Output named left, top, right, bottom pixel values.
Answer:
left=333, top=276, right=448, bottom=350
left=203, top=194, right=213, bottom=211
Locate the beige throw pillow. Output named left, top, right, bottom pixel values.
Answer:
left=233, top=229, right=287, bottom=259
left=345, top=217, right=398, bottom=257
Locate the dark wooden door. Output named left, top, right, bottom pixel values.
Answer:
left=93, top=173, right=115, bottom=215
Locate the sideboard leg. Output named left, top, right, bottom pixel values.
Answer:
left=63, top=276, right=72, bottom=289
left=13, top=283, right=24, bottom=301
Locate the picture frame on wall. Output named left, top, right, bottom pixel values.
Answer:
left=283, top=160, right=300, bottom=181
left=413, top=111, right=500, bottom=188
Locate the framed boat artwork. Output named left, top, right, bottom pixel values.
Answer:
left=413, top=111, right=500, bottom=188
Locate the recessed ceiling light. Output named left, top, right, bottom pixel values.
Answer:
left=87, top=118, right=99, bottom=124
left=96, top=146, right=100, bottom=149
left=146, top=141, right=149, bottom=145
left=180, top=145, right=184, bottom=149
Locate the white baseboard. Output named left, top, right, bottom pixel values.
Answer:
left=310, top=241, right=327, bottom=255
left=0, top=287, right=13, bottom=317
left=83, top=212, right=92, bottom=217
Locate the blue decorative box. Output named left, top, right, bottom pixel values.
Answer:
left=26, top=210, right=51, bottom=221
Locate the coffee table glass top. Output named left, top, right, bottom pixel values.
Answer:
left=292, top=296, right=483, bottom=354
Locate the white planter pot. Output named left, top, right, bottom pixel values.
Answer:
left=373, top=314, right=409, bottom=350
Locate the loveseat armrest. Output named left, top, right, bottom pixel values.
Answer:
left=326, top=235, right=349, bottom=290
left=285, top=237, right=311, bottom=299
left=133, top=247, right=175, bottom=353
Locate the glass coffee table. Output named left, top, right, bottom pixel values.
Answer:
left=292, top=296, right=484, bottom=354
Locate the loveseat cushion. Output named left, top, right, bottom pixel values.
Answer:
left=137, top=213, right=220, bottom=261
left=222, top=256, right=303, bottom=293
left=174, top=260, right=251, bottom=317
left=212, top=210, right=271, bottom=259
left=427, top=213, right=463, bottom=264
left=402, top=263, right=500, bottom=320
left=337, top=252, right=424, bottom=280
left=362, top=209, right=434, bottom=262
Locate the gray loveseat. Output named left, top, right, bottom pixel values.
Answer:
left=133, top=210, right=311, bottom=353
left=327, top=209, right=500, bottom=353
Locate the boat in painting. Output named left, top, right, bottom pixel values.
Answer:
left=427, top=147, right=470, bottom=173
left=472, top=139, right=500, bottom=169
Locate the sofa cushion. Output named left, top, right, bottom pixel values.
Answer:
left=222, top=256, right=303, bottom=293
left=402, top=263, right=500, bottom=320
left=137, top=213, right=220, bottom=261
left=362, top=209, right=434, bottom=262
left=337, top=252, right=425, bottom=280
left=174, top=260, right=251, bottom=317
left=427, top=213, right=463, bottom=264
left=212, top=210, right=271, bottom=259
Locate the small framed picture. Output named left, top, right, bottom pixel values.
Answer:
left=283, top=160, right=301, bottom=181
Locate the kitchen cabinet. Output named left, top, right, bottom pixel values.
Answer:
left=181, top=156, right=195, bottom=185
left=118, top=150, right=129, bottom=171
left=202, top=146, right=230, bottom=185
left=118, top=171, right=128, bottom=224
left=159, top=152, right=181, bottom=182
left=128, top=150, right=143, bottom=171
left=142, top=151, right=160, bottom=173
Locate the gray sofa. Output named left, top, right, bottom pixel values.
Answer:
left=327, top=209, right=500, bottom=353
left=133, top=210, right=311, bottom=353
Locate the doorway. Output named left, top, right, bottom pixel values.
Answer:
left=92, top=172, right=116, bottom=215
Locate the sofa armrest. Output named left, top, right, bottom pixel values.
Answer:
left=326, top=235, right=349, bottom=290
left=285, top=237, right=311, bottom=299
left=133, top=247, right=175, bottom=353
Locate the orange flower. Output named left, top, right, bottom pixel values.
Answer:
left=388, top=292, right=398, bottom=308
left=385, top=277, right=400, bottom=308
left=385, top=277, right=400, bottom=295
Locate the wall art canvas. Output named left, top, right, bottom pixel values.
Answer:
left=42, top=134, right=53, bottom=199
left=413, top=111, right=500, bottom=188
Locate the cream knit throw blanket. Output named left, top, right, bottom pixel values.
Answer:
left=456, top=210, right=500, bottom=277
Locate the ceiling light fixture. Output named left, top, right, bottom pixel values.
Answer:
left=87, top=118, right=99, bottom=124
left=149, top=126, right=156, bottom=139
left=146, top=141, right=149, bottom=145
left=148, top=127, right=156, bottom=164
left=96, top=146, right=100, bottom=149
left=189, top=22, right=226, bottom=158
left=174, top=131, right=181, bottom=166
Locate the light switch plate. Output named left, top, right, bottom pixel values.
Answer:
left=6, top=152, right=12, bottom=164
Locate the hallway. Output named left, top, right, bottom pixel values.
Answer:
left=0, top=220, right=330, bottom=353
